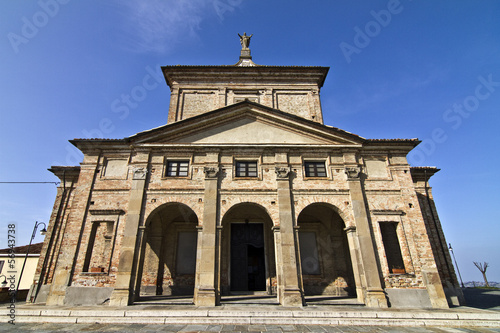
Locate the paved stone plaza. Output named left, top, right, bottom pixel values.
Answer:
left=1, top=323, right=500, bottom=333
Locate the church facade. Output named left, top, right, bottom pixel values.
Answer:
left=30, top=36, right=463, bottom=309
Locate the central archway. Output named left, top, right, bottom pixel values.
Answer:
left=220, top=203, right=277, bottom=297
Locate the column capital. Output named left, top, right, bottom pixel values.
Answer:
left=275, top=166, right=291, bottom=179
left=344, top=226, right=357, bottom=234
left=345, top=166, right=361, bottom=180
left=133, top=167, right=148, bottom=180
left=203, top=166, right=219, bottom=179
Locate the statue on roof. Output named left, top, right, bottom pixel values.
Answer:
left=238, top=32, right=253, bottom=50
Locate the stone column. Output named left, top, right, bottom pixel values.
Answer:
left=133, top=225, right=147, bottom=301
left=193, top=166, right=219, bottom=306
left=345, top=166, right=388, bottom=308
left=344, top=226, right=367, bottom=303
left=109, top=166, right=148, bottom=306
left=272, top=226, right=283, bottom=304
left=275, top=166, right=304, bottom=307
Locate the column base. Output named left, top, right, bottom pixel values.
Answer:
left=45, top=294, right=65, bottom=306
left=45, top=269, right=70, bottom=305
left=281, top=288, right=304, bottom=307
left=194, top=288, right=217, bottom=306
left=365, top=289, right=388, bottom=308
left=355, top=287, right=365, bottom=303
left=109, top=288, right=131, bottom=306
left=423, top=270, right=449, bottom=309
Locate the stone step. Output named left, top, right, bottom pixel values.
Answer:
left=2, top=306, right=500, bottom=328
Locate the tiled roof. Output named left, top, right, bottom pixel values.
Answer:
left=366, top=138, right=420, bottom=142
left=0, top=242, right=43, bottom=254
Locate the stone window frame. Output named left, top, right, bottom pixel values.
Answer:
left=235, top=160, right=258, bottom=178
left=371, top=211, right=415, bottom=277
left=379, top=222, right=406, bottom=274
left=302, top=158, right=329, bottom=179
left=232, top=156, right=262, bottom=180
left=82, top=209, right=124, bottom=275
left=230, top=89, right=262, bottom=104
left=362, top=155, right=392, bottom=181
left=162, top=156, right=193, bottom=179
left=100, top=156, right=130, bottom=180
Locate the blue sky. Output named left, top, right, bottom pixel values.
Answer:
left=1, top=0, right=499, bottom=284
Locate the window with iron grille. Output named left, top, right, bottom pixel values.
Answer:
left=304, top=161, right=327, bottom=177
left=235, top=161, right=258, bottom=177
left=166, top=161, right=189, bottom=177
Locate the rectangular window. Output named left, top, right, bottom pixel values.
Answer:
left=0, top=260, right=4, bottom=274
left=304, top=161, right=327, bottom=177
left=235, top=161, right=258, bottom=177
left=166, top=161, right=189, bottom=177
left=379, top=222, right=406, bottom=274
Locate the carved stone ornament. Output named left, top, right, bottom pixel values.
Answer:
left=345, top=167, right=361, bottom=179
left=275, top=167, right=291, bottom=179
left=133, top=167, right=147, bottom=180
left=203, top=166, right=219, bottom=179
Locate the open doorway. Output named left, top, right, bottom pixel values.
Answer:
left=230, top=223, right=266, bottom=292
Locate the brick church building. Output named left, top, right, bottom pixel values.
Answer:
left=30, top=35, right=463, bottom=308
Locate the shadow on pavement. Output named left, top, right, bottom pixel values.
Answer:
left=462, top=288, right=500, bottom=311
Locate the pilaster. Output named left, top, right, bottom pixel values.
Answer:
left=167, top=87, right=180, bottom=124
left=275, top=164, right=304, bottom=307
left=344, top=165, right=388, bottom=308
left=109, top=164, right=149, bottom=306
left=193, top=164, right=220, bottom=306
left=344, top=226, right=366, bottom=303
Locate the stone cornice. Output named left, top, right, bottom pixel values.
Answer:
left=371, top=210, right=406, bottom=216
left=162, top=65, right=330, bottom=89
left=89, top=209, right=125, bottom=216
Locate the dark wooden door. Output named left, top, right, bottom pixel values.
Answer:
left=230, top=223, right=266, bottom=291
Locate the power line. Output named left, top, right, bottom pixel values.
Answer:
left=0, top=182, right=60, bottom=185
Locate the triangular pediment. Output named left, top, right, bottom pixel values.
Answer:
left=171, top=117, right=331, bottom=144
left=130, top=102, right=364, bottom=146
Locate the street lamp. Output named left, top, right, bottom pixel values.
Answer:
left=16, top=221, right=47, bottom=294
left=0, top=275, right=8, bottom=286
left=449, top=243, right=465, bottom=288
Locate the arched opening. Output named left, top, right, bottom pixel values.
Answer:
left=220, top=203, right=277, bottom=303
left=297, top=203, right=356, bottom=302
left=137, top=203, right=198, bottom=303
